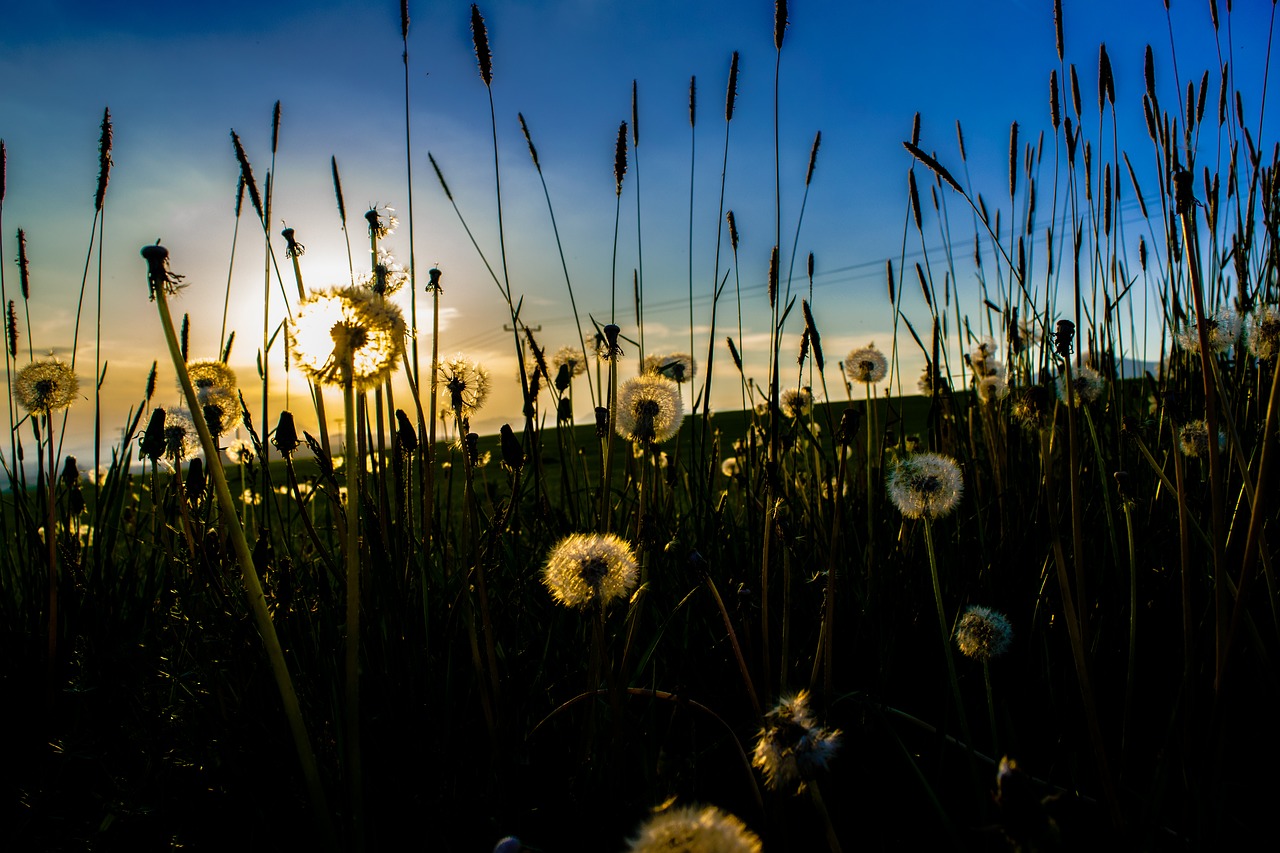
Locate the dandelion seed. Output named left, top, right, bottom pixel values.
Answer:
left=542, top=532, right=639, bottom=609
left=616, top=374, right=683, bottom=444
left=438, top=355, right=491, bottom=416
left=844, top=343, right=888, bottom=385
left=288, top=286, right=405, bottom=391
left=642, top=352, right=696, bottom=384
left=1055, top=364, right=1104, bottom=406
left=625, top=802, right=762, bottom=853
left=1177, top=308, right=1241, bottom=354
left=751, top=690, right=841, bottom=794
left=887, top=452, right=964, bottom=520
left=13, top=359, right=80, bottom=415
left=780, top=387, right=813, bottom=418
left=1010, top=386, right=1052, bottom=429
left=955, top=605, right=1013, bottom=661
left=1247, top=305, right=1280, bottom=360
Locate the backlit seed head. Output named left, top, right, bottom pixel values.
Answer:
left=185, top=359, right=237, bottom=393
left=844, top=343, right=888, bottom=385
left=780, top=387, right=813, bottom=418
left=163, top=408, right=202, bottom=463
left=438, top=355, right=491, bottom=416
left=1177, top=308, right=1241, bottom=354
left=887, top=452, right=964, bottom=519
left=1178, top=419, right=1225, bottom=458
left=551, top=345, right=587, bottom=378
left=1247, top=305, right=1280, bottom=360
left=289, top=286, right=405, bottom=390
left=616, top=374, right=683, bottom=444
left=13, top=359, right=80, bottom=415
left=1056, top=364, right=1105, bottom=406
left=542, top=532, right=639, bottom=609
left=642, top=352, right=696, bottom=384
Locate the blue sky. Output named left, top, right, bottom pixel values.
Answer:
left=1, top=0, right=1276, bottom=465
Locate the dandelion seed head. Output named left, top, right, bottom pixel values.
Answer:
left=625, top=803, right=762, bottom=853
left=955, top=605, right=1013, bottom=661
left=162, top=408, right=201, bottom=463
left=917, top=366, right=948, bottom=397
left=751, top=690, right=841, bottom=794
left=643, top=352, right=696, bottom=384
left=542, top=532, right=639, bottom=609
left=780, top=387, right=813, bottom=418
left=1055, top=364, right=1105, bottom=406
left=224, top=438, right=254, bottom=465
left=1177, top=308, right=1241, bottom=354
left=289, top=286, right=405, bottom=390
left=197, top=385, right=242, bottom=435
left=1247, top=305, right=1280, bottom=360
left=551, top=345, right=586, bottom=378
left=438, top=355, right=491, bottom=416
left=13, top=359, right=79, bottom=415
left=616, top=374, right=683, bottom=444
left=844, top=343, right=888, bottom=385
left=887, top=452, right=964, bottom=519
left=361, top=247, right=410, bottom=296
left=1178, top=419, right=1225, bottom=458
left=185, top=359, right=237, bottom=392
left=977, top=373, right=1008, bottom=403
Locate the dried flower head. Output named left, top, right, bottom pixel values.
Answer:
left=887, top=452, right=964, bottom=519
left=438, top=355, right=491, bottom=416
left=751, top=690, right=841, bottom=793
left=1056, top=364, right=1105, bottom=406
left=1177, top=308, right=1241, bottom=354
left=1178, top=419, right=1225, bottom=458
left=288, top=286, right=405, bottom=391
left=13, top=359, right=80, bottom=415
left=1247, top=305, right=1280, bottom=360
left=542, top=532, right=639, bottom=609
left=185, top=359, right=237, bottom=393
left=955, top=605, right=1013, bottom=661
left=844, top=343, right=888, bottom=385
left=551, top=345, right=587, bottom=378
left=643, top=352, right=696, bottom=384
left=616, top=374, right=684, bottom=444
left=625, top=802, right=762, bottom=853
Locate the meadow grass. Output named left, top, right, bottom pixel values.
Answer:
left=4, top=1, right=1280, bottom=850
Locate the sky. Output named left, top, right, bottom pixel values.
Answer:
left=1, top=0, right=1276, bottom=470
